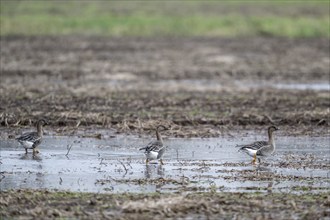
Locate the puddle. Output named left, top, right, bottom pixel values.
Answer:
left=272, top=83, right=330, bottom=91
left=0, top=135, right=329, bottom=194
left=70, top=78, right=330, bottom=92
left=235, top=81, right=330, bottom=91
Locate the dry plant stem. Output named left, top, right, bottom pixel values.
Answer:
left=0, top=37, right=329, bottom=137
left=117, top=159, right=128, bottom=175
left=66, top=144, right=73, bottom=157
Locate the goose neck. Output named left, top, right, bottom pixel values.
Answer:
left=156, top=129, right=163, bottom=143
left=37, top=124, right=43, bottom=137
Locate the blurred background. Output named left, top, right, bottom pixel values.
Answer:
left=0, top=0, right=329, bottom=136
left=1, top=1, right=329, bottom=37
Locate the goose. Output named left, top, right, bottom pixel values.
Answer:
left=237, top=126, right=279, bottom=164
left=139, top=125, right=167, bottom=165
left=16, top=119, right=48, bottom=154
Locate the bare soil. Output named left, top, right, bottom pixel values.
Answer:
left=0, top=189, right=329, bottom=219
left=1, top=36, right=329, bottom=137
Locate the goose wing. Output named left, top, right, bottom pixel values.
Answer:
left=139, top=140, right=163, bottom=153
left=238, top=141, right=269, bottom=151
left=256, top=143, right=274, bottom=156
left=16, top=132, right=40, bottom=143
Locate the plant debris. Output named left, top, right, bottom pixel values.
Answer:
left=0, top=189, right=329, bottom=219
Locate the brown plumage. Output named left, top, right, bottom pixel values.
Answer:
left=237, top=126, right=279, bottom=164
left=16, top=119, right=48, bottom=154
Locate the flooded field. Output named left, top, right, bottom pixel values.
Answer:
left=1, top=36, right=329, bottom=219
left=1, top=133, right=329, bottom=194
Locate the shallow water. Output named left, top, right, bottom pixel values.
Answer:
left=84, top=78, right=330, bottom=92
left=273, top=83, right=330, bottom=91
left=1, top=134, right=329, bottom=193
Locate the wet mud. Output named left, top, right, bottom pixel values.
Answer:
left=1, top=189, right=329, bottom=219
left=0, top=36, right=329, bottom=137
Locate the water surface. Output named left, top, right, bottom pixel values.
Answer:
left=1, top=134, right=329, bottom=193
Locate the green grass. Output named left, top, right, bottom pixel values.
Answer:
left=0, top=1, right=329, bottom=37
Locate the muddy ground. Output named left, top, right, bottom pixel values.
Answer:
left=0, top=189, right=329, bottom=219
left=0, top=36, right=329, bottom=137
left=0, top=36, right=329, bottom=219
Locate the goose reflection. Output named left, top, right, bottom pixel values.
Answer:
left=144, top=163, right=165, bottom=179
left=19, top=153, right=42, bottom=161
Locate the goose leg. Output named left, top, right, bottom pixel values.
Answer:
left=252, top=153, right=257, bottom=164
left=146, top=158, right=149, bottom=164
left=160, top=159, right=164, bottom=165
left=25, top=148, right=28, bottom=154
